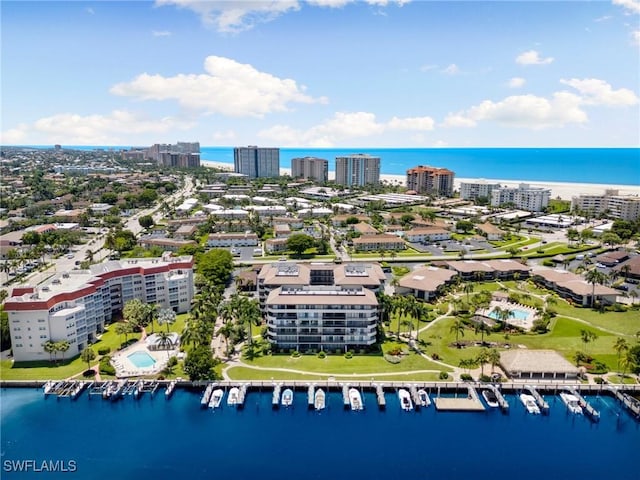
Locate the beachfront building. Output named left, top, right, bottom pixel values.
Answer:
left=233, top=146, right=280, bottom=179
left=406, top=166, right=455, bottom=197
left=145, top=142, right=200, bottom=168
left=259, top=262, right=384, bottom=352
left=571, top=189, right=640, bottom=221
left=490, top=184, right=551, bottom=212
left=291, top=157, right=329, bottom=183
left=459, top=180, right=501, bottom=201
left=335, top=154, right=380, bottom=187
left=4, top=254, right=195, bottom=362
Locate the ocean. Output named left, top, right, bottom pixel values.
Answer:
left=200, top=147, right=640, bottom=186
left=1, top=387, right=638, bottom=479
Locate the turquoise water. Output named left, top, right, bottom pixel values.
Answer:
left=126, top=351, right=156, bottom=368
left=489, top=308, right=530, bottom=321
left=1, top=387, right=638, bottom=479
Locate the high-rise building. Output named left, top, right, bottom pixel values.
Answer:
left=406, top=165, right=455, bottom=197
left=571, top=190, right=640, bottom=221
left=491, top=183, right=551, bottom=212
left=459, top=180, right=501, bottom=201
left=291, top=157, right=328, bottom=183
left=233, top=146, right=280, bottom=179
left=145, top=141, right=200, bottom=168
left=335, top=154, right=380, bottom=186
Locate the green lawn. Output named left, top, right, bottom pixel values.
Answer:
left=225, top=366, right=443, bottom=382
left=607, top=375, right=638, bottom=385
left=552, top=301, right=640, bottom=337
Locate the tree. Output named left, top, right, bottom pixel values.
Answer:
left=157, top=308, right=176, bottom=333
left=613, top=337, right=628, bottom=374
left=619, top=349, right=637, bottom=381
left=580, top=329, right=597, bottom=355
left=487, top=348, right=501, bottom=374
left=183, top=346, right=219, bottom=381
left=450, top=319, right=465, bottom=347
left=43, top=340, right=56, bottom=362
left=81, top=347, right=96, bottom=371
left=56, top=340, right=70, bottom=362
left=84, top=249, right=94, bottom=263
left=115, top=321, right=133, bottom=343
left=585, top=268, right=607, bottom=308
left=474, top=320, right=490, bottom=346
left=476, top=348, right=490, bottom=376
left=139, top=215, right=155, bottom=230
left=573, top=350, right=587, bottom=367
left=156, top=331, right=173, bottom=359
left=462, top=283, right=473, bottom=303
left=197, top=249, right=234, bottom=286
left=286, top=233, right=315, bottom=258
left=123, top=298, right=150, bottom=331
left=455, top=220, right=474, bottom=233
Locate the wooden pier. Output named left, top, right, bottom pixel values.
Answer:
left=272, top=384, right=281, bottom=408
left=237, top=384, right=247, bottom=408
left=201, top=383, right=215, bottom=407
left=524, top=385, right=549, bottom=414
left=567, top=388, right=600, bottom=421
left=487, top=384, right=509, bottom=412
left=434, top=386, right=485, bottom=412
left=342, top=385, right=350, bottom=409
left=409, top=385, right=421, bottom=409
left=307, top=385, right=315, bottom=409
left=374, top=384, right=386, bottom=410
left=607, top=386, right=640, bottom=418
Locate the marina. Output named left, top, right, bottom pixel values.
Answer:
left=524, top=385, right=550, bottom=414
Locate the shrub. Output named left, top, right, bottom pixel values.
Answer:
left=291, top=350, right=301, bottom=358
left=83, top=369, right=96, bottom=378
left=439, top=371, right=449, bottom=380
left=387, top=347, right=403, bottom=356
left=594, top=376, right=605, bottom=384
left=542, top=260, right=554, bottom=267
left=317, top=351, right=326, bottom=359
left=97, top=347, right=111, bottom=356
left=384, top=354, right=401, bottom=364
left=431, top=353, right=440, bottom=361
left=167, top=356, right=178, bottom=367
left=479, top=374, right=491, bottom=383
left=591, top=361, right=608, bottom=374
left=344, top=351, right=353, bottom=359
left=99, top=361, right=115, bottom=376
left=460, top=373, right=473, bottom=381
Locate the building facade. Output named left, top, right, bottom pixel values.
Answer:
left=335, top=154, right=380, bottom=186
left=4, top=254, right=194, bottom=362
left=406, top=166, right=455, bottom=197
left=571, top=189, right=640, bottom=221
left=491, top=183, right=551, bottom=212
left=459, top=180, right=501, bottom=201
left=291, top=157, right=328, bottom=183
left=145, top=142, right=200, bottom=168
left=234, top=146, right=280, bottom=179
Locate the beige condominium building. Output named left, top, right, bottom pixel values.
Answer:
left=406, top=165, right=455, bottom=197
left=571, top=189, right=640, bottom=221
left=291, top=156, right=329, bottom=183
left=335, top=154, right=380, bottom=186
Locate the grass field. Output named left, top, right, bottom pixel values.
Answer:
left=225, top=366, right=443, bottom=382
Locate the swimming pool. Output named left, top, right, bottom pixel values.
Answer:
left=127, top=351, right=156, bottom=369
left=488, top=308, right=530, bottom=321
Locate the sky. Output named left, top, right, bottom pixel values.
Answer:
left=1, top=0, right=639, bottom=148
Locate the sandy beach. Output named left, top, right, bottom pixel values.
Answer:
left=201, top=160, right=640, bottom=200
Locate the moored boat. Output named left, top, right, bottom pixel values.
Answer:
left=281, top=388, right=293, bottom=407
left=209, top=388, right=224, bottom=409
left=314, top=388, right=326, bottom=411
left=417, top=389, right=431, bottom=408
left=398, top=388, right=413, bottom=411
left=482, top=389, right=499, bottom=408
left=520, top=393, right=541, bottom=414
left=349, top=388, right=363, bottom=411
left=560, top=392, right=583, bottom=415
left=227, top=387, right=239, bottom=406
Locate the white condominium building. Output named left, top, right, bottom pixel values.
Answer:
left=459, top=180, right=501, bottom=201
left=4, top=254, right=194, bottom=362
left=491, top=183, right=551, bottom=212
left=571, top=189, right=640, bottom=221
left=335, top=154, right=380, bottom=186
left=265, top=285, right=378, bottom=353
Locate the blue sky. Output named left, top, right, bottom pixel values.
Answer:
left=1, top=0, right=639, bottom=147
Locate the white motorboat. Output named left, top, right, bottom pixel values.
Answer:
left=560, top=392, right=583, bottom=415
left=209, top=388, right=224, bottom=409
left=482, top=389, right=500, bottom=408
left=314, top=388, right=326, bottom=411
left=281, top=388, right=294, bottom=407
left=520, top=393, right=541, bottom=414
left=349, top=388, right=363, bottom=411
left=417, top=389, right=431, bottom=408
left=398, top=388, right=413, bottom=411
left=227, top=387, right=240, bottom=406
left=165, top=380, right=177, bottom=398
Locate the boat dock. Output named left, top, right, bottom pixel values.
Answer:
left=409, top=385, right=421, bottom=409
left=342, top=385, right=350, bottom=409
left=525, top=385, right=549, bottom=414
left=375, top=384, right=386, bottom=410
left=272, top=384, right=281, bottom=408
left=165, top=380, right=177, bottom=398
left=201, top=383, right=215, bottom=407
left=567, top=388, right=600, bottom=421
left=487, top=384, right=509, bottom=412
left=237, top=384, right=247, bottom=408
left=434, top=386, right=485, bottom=412
left=307, top=385, right=315, bottom=409
left=607, top=386, right=640, bottom=418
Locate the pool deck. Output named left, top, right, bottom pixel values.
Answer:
left=111, top=342, right=177, bottom=378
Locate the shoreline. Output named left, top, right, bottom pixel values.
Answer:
left=201, top=160, right=640, bottom=200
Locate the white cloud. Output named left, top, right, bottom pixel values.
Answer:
left=0, top=125, right=29, bottom=144
left=110, top=55, right=327, bottom=117
left=155, top=0, right=300, bottom=33
left=516, top=49, right=554, bottom=65
left=441, top=114, right=477, bottom=128
left=560, top=78, right=639, bottom=106
left=442, top=64, right=460, bottom=75
left=259, top=111, right=433, bottom=146
left=152, top=30, right=172, bottom=37
left=507, top=77, right=526, bottom=88
left=594, top=15, right=613, bottom=22
left=306, top=0, right=351, bottom=6
left=613, top=0, right=640, bottom=15
left=212, top=130, right=237, bottom=142
left=2, top=110, right=193, bottom=145
left=632, top=30, right=640, bottom=45
left=420, top=64, right=438, bottom=72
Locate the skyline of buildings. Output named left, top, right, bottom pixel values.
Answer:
left=145, top=142, right=201, bottom=168
left=406, top=165, right=455, bottom=197
left=335, top=154, right=380, bottom=187
left=233, top=146, right=280, bottom=179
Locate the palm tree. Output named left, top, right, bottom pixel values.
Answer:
left=56, top=340, right=70, bottom=362
left=613, top=337, right=629, bottom=374
left=80, top=347, right=96, bottom=371
left=157, top=308, right=176, bottom=333
left=487, top=348, right=501, bottom=374
left=476, top=348, right=490, bottom=376
left=450, top=319, right=465, bottom=348
left=619, top=349, right=637, bottom=382
left=462, top=283, right=473, bottom=303
left=580, top=329, right=597, bottom=355
left=585, top=268, right=607, bottom=308
left=216, top=321, right=235, bottom=355
left=43, top=340, right=56, bottom=362
left=84, top=249, right=94, bottom=263
left=376, top=292, right=394, bottom=325
left=115, top=321, right=133, bottom=343
left=156, top=331, right=173, bottom=359
left=474, top=320, right=490, bottom=346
